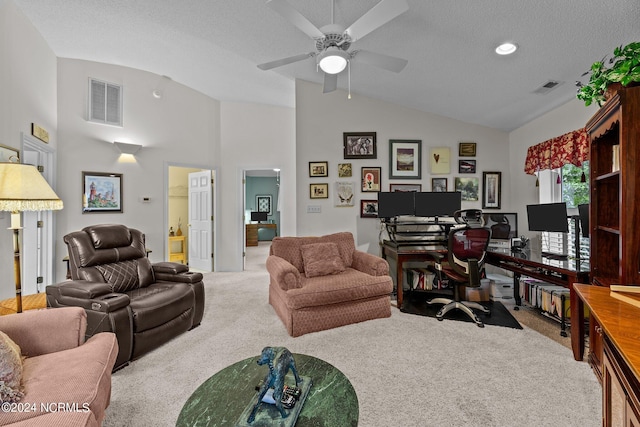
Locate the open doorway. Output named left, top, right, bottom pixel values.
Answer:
left=167, top=164, right=216, bottom=272
left=243, top=169, right=280, bottom=271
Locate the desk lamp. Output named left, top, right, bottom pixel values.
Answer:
left=0, top=163, right=63, bottom=313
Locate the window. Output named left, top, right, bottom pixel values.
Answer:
left=538, top=162, right=590, bottom=265
left=88, top=78, right=123, bottom=126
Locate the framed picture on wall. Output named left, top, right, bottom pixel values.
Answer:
left=335, top=182, right=355, bottom=207
left=310, top=183, right=329, bottom=199
left=431, top=178, right=448, bottom=192
left=454, top=177, right=479, bottom=201
left=82, top=171, right=123, bottom=213
left=338, top=163, right=352, bottom=177
left=256, top=194, right=273, bottom=215
left=482, top=171, right=502, bottom=209
left=458, top=159, right=476, bottom=173
left=459, top=142, right=477, bottom=157
left=309, top=161, right=328, bottom=177
left=361, top=167, right=381, bottom=192
left=389, top=183, right=421, bottom=192
left=344, top=132, right=377, bottom=159
left=389, top=139, right=421, bottom=179
left=430, top=147, right=451, bottom=174
left=360, top=200, right=379, bottom=218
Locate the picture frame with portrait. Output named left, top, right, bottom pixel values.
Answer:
left=344, top=132, right=377, bottom=159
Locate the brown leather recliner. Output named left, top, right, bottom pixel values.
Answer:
left=46, top=224, right=205, bottom=369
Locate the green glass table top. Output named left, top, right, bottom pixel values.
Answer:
left=176, top=353, right=358, bottom=427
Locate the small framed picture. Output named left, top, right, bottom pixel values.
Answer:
left=431, top=178, right=448, bottom=192
left=458, top=159, right=477, bottom=173
left=454, top=177, right=479, bottom=201
left=82, top=171, right=123, bottom=213
left=360, top=200, right=379, bottom=218
left=430, top=147, right=451, bottom=174
left=344, top=132, right=377, bottom=159
left=256, top=194, right=273, bottom=216
left=361, top=167, right=381, bottom=192
left=338, top=163, right=352, bottom=177
left=389, top=139, right=421, bottom=179
left=390, top=183, right=422, bottom=192
left=335, top=182, right=355, bottom=207
left=310, top=183, right=329, bottom=199
left=482, top=171, right=502, bottom=209
left=459, top=142, right=477, bottom=157
left=309, top=161, right=328, bottom=177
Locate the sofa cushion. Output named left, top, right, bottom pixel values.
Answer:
left=300, top=242, right=346, bottom=278
left=285, top=268, right=393, bottom=309
left=0, top=331, right=24, bottom=403
left=127, top=282, right=194, bottom=332
left=4, top=333, right=117, bottom=425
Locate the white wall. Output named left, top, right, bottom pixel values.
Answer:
left=0, top=0, right=57, bottom=300
left=218, top=101, right=296, bottom=271
left=507, top=98, right=598, bottom=243
left=295, top=79, right=510, bottom=253
left=55, top=58, right=220, bottom=281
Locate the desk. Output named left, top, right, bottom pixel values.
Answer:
left=381, top=241, right=446, bottom=309
left=246, top=223, right=277, bottom=246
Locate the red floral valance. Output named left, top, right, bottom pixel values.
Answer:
left=524, top=128, right=589, bottom=175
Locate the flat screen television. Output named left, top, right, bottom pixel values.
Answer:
left=377, top=191, right=415, bottom=218
left=251, top=211, right=268, bottom=222
left=482, top=212, right=518, bottom=240
left=578, top=204, right=589, bottom=238
left=526, top=202, right=569, bottom=233
left=414, top=192, right=461, bottom=217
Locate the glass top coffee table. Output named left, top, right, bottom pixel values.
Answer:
left=176, top=353, right=358, bottom=427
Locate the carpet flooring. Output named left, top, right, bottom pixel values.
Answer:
left=103, top=243, right=601, bottom=427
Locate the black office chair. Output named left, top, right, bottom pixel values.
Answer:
left=427, top=210, right=491, bottom=327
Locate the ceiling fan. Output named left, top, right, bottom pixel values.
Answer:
left=257, top=0, right=409, bottom=94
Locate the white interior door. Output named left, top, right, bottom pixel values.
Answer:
left=188, top=170, right=213, bottom=271
left=21, top=134, right=56, bottom=294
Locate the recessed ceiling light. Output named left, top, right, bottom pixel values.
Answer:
left=495, top=42, right=518, bottom=55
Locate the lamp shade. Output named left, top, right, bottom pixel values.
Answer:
left=318, top=48, right=349, bottom=74
left=0, top=163, right=63, bottom=211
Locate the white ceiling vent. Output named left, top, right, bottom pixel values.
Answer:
left=88, top=78, right=123, bottom=126
left=533, top=80, right=562, bottom=95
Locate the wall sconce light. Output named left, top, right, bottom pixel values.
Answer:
left=114, top=141, right=142, bottom=155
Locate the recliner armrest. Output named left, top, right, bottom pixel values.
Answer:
left=152, top=262, right=189, bottom=275
left=266, top=255, right=302, bottom=290
left=46, top=281, right=130, bottom=313
left=48, top=280, right=113, bottom=299
left=351, top=250, right=389, bottom=276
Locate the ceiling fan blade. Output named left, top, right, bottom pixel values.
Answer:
left=351, top=50, right=408, bottom=73
left=257, top=52, right=315, bottom=70
left=323, top=72, right=338, bottom=93
left=266, top=0, right=325, bottom=39
left=344, top=0, right=408, bottom=42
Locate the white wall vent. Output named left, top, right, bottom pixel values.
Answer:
left=88, top=78, right=123, bottom=126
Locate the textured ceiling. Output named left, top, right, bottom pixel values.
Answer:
left=13, top=0, right=640, bottom=132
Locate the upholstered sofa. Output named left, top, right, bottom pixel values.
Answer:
left=46, top=224, right=205, bottom=369
left=0, top=307, right=118, bottom=426
left=267, top=232, right=393, bottom=337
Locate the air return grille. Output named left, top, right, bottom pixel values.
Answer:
left=88, top=78, right=122, bottom=126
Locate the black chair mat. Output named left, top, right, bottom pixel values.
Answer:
left=400, top=292, right=522, bottom=329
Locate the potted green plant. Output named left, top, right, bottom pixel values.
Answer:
left=576, top=42, right=640, bottom=106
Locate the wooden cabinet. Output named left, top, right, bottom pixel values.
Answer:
left=246, top=223, right=277, bottom=247
left=169, top=235, right=186, bottom=264
left=574, top=284, right=640, bottom=427
left=586, top=86, right=640, bottom=288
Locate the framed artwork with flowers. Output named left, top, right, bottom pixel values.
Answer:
left=361, top=167, right=381, bottom=192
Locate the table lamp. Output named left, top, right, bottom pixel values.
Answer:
left=0, top=162, right=63, bottom=313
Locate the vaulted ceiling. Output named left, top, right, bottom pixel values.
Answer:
left=13, top=0, right=640, bottom=131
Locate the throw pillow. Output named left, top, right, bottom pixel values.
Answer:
left=0, top=331, right=24, bottom=403
left=300, top=242, right=346, bottom=278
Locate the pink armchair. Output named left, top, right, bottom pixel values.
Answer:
left=267, top=232, right=393, bottom=336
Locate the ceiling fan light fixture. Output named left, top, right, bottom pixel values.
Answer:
left=318, top=47, right=349, bottom=74
left=495, top=42, right=518, bottom=55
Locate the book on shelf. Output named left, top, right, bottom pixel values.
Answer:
left=610, top=289, right=640, bottom=309
left=612, top=144, right=620, bottom=172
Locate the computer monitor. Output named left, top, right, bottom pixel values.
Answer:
left=377, top=191, right=415, bottom=218
left=414, top=192, right=461, bottom=217
left=251, top=211, right=268, bottom=223
left=578, top=204, right=589, bottom=238
left=526, top=202, right=569, bottom=233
